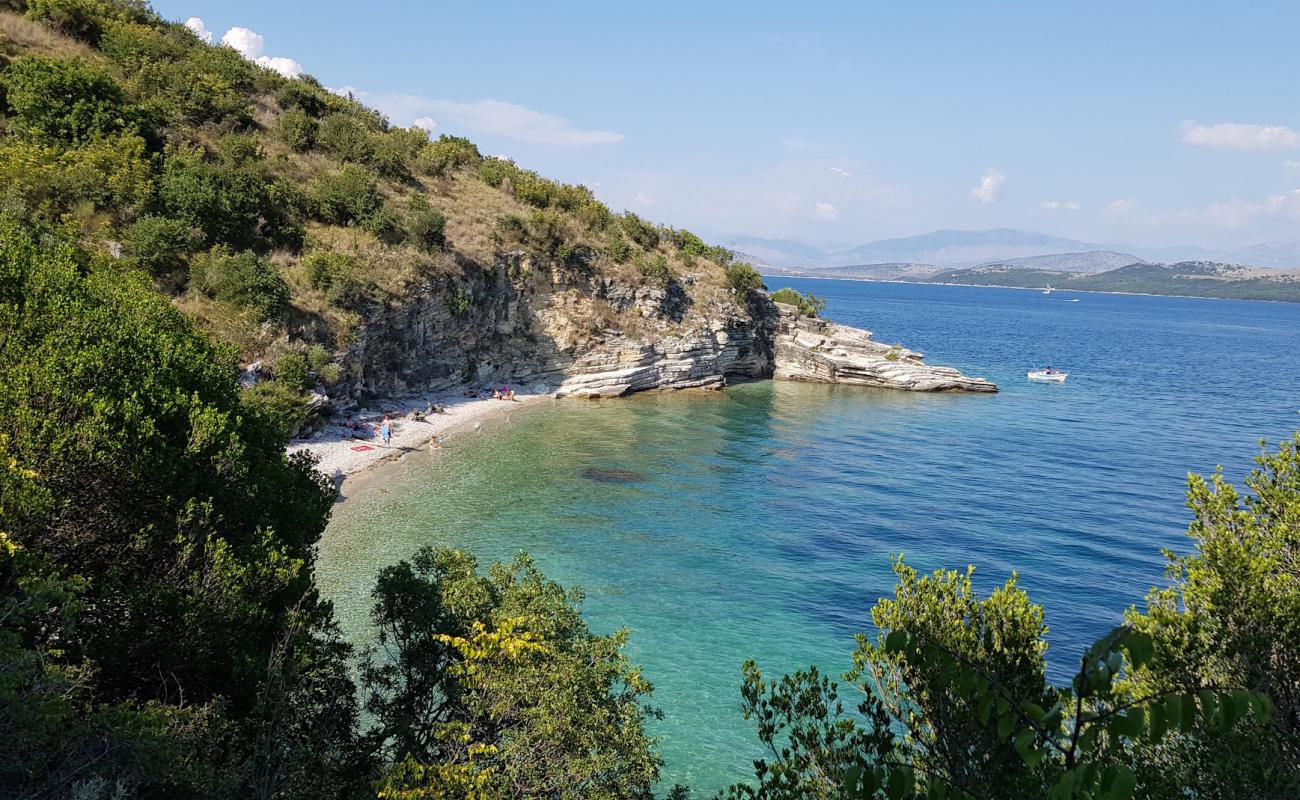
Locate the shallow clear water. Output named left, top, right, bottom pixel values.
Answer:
left=317, top=280, right=1300, bottom=795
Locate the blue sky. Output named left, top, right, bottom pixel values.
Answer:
left=156, top=1, right=1300, bottom=249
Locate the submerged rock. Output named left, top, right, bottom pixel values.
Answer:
left=582, top=468, right=646, bottom=484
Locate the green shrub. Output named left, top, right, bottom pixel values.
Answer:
left=724, top=262, right=765, bottom=296
left=317, top=362, right=343, bottom=386
left=405, top=196, right=446, bottom=252
left=25, top=0, right=151, bottom=44
left=492, top=213, right=528, bottom=246
left=159, top=150, right=271, bottom=249
left=275, top=80, right=330, bottom=117
left=121, top=215, right=199, bottom=276
left=241, top=379, right=313, bottom=438
left=2, top=56, right=139, bottom=143
left=637, top=253, right=674, bottom=287
left=272, top=350, right=312, bottom=392
left=317, top=113, right=374, bottom=163
left=478, top=156, right=520, bottom=188
left=189, top=247, right=290, bottom=321
left=274, top=108, right=317, bottom=152
left=416, top=134, right=481, bottom=176
left=311, top=164, right=382, bottom=225
left=302, top=250, right=352, bottom=290
left=217, top=133, right=261, bottom=165
left=620, top=212, right=659, bottom=250
left=367, top=133, right=412, bottom=181
left=884, top=345, right=902, bottom=362
left=361, top=206, right=403, bottom=244
left=0, top=134, right=154, bottom=215
left=576, top=199, right=613, bottom=231
left=770, top=287, right=826, bottom=317
left=326, top=274, right=373, bottom=310
left=605, top=234, right=631, bottom=263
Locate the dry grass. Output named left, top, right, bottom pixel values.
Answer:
left=0, top=11, right=96, bottom=59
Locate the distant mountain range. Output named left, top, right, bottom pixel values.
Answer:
left=726, top=228, right=1300, bottom=271
left=923, top=262, right=1300, bottom=302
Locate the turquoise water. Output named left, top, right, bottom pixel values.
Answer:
left=316, top=280, right=1300, bottom=794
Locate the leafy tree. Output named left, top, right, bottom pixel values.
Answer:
left=418, top=134, right=483, bottom=176
left=159, top=148, right=272, bottom=249
left=620, top=212, right=659, bottom=250
left=724, top=262, right=764, bottom=296
left=121, top=214, right=200, bottom=277
left=364, top=548, right=662, bottom=800
left=275, top=107, right=319, bottom=152
left=406, top=195, right=447, bottom=252
left=189, top=246, right=291, bottom=321
left=0, top=133, right=154, bottom=216
left=318, top=112, right=377, bottom=163
left=25, top=0, right=154, bottom=45
left=276, top=79, right=331, bottom=117
left=770, top=287, right=826, bottom=317
left=1124, top=435, right=1300, bottom=798
left=312, top=163, right=384, bottom=225
left=1, top=55, right=140, bottom=143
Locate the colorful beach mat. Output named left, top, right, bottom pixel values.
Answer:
left=351, top=444, right=375, bottom=451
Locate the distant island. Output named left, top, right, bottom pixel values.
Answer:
left=760, top=256, right=1300, bottom=303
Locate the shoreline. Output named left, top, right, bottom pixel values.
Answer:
left=288, top=387, right=551, bottom=490
left=762, top=273, right=1300, bottom=304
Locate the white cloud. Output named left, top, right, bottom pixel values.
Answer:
left=1106, top=198, right=1137, bottom=216
left=412, top=116, right=437, bottom=133
left=828, top=166, right=852, bottom=177
left=1201, top=190, right=1300, bottom=228
left=1042, top=200, right=1080, bottom=211
left=812, top=201, right=840, bottom=220
left=971, top=169, right=1005, bottom=204
left=184, top=17, right=212, bottom=44
left=1285, top=160, right=1300, bottom=174
left=220, top=26, right=304, bottom=78
left=330, top=85, right=363, bottom=99
left=1181, top=121, right=1300, bottom=151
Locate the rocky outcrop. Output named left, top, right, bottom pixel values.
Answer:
left=319, top=254, right=994, bottom=412
left=771, top=303, right=997, bottom=393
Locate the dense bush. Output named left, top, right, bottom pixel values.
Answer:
left=417, top=134, right=482, bottom=176
left=189, top=247, right=290, bottom=321
left=274, top=107, right=317, bottom=152
left=159, top=150, right=272, bottom=249
left=770, top=286, right=826, bottom=316
left=0, top=133, right=154, bottom=215
left=121, top=215, right=199, bottom=276
left=637, top=253, right=675, bottom=287
left=317, top=112, right=375, bottom=163
left=1, top=55, right=141, bottom=143
left=405, top=195, right=446, bottom=252
left=724, top=261, right=764, bottom=296
left=311, top=164, right=383, bottom=225
left=25, top=0, right=153, bottom=44
left=276, top=79, right=330, bottom=117
left=302, top=250, right=352, bottom=290
left=620, top=211, right=659, bottom=250
left=605, top=234, right=631, bottom=263
left=360, top=204, right=403, bottom=244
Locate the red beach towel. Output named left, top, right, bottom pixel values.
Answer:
left=351, top=445, right=375, bottom=451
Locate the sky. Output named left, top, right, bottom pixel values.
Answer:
left=155, top=1, right=1300, bottom=250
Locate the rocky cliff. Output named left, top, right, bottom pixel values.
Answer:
left=318, top=253, right=994, bottom=415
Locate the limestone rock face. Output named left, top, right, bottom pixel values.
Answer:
left=770, top=303, right=997, bottom=393
left=311, top=254, right=993, bottom=410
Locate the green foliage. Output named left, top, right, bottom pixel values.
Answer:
left=311, top=164, right=383, bottom=226
left=275, top=107, right=318, bottom=152
left=620, top=211, right=659, bottom=250
left=724, top=262, right=764, bottom=296
left=189, top=247, right=290, bottom=321
left=0, top=133, right=153, bottom=216
left=159, top=148, right=298, bottom=250
left=2, top=55, right=140, bottom=143
left=0, top=218, right=365, bottom=796
left=636, top=253, right=675, bottom=287
left=1124, top=435, right=1300, bottom=797
left=25, top=0, right=153, bottom=44
left=317, top=112, right=375, bottom=163
left=121, top=215, right=199, bottom=277
left=418, top=134, right=483, bottom=176
left=606, top=234, right=632, bottom=263
left=217, top=132, right=261, bottom=165
left=364, top=547, right=662, bottom=799
left=674, top=229, right=732, bottom=265
left=770, top=287, right=826, bottom=317
left=302, top=250, right=353, bottom=291
left=276, top=79, right=331, bottom=117
left=406, top=195, right=447, bottom=252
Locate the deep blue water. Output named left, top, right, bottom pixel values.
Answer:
left=318, top=280, right=1300, bottom=794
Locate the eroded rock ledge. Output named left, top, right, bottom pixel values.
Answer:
left=770, top=303, right=998, bottom=393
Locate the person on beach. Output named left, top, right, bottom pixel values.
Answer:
left=379, top=416, right=392, bottom=445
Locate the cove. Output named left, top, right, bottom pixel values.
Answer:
left=316, top=279, right=1300, bottom=794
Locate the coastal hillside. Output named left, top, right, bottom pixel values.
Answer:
left=926, top=261, right=1300, bottom=301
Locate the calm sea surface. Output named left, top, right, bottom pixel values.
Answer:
left=317, top=280, right=1300, bottom=794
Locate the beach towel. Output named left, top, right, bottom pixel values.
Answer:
left=351, top=445, right=375, bottom=451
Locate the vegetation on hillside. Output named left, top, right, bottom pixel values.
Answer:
left=769, top=287, right=826, bottom=317
left=1, top=3, right=1297, bottom=800
left=0, top=0, right=757, bottom=436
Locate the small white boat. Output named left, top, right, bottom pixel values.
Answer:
left=1043, top=285, right=1053, bottom=294
left=1028, top=370, right=1067, bottom=383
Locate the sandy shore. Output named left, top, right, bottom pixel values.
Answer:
left=287, top=387, right=551, bottom=486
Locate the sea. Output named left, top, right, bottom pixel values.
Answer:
left=316, top=278, right=1300, bottom=795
